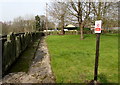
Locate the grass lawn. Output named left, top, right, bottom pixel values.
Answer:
left=46, top=34, right=118, bottom=83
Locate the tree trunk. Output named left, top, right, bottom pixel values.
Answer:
left=62, top=26, right=65, bottom=35
left=61, top=16, right=65, bottom=35
left=61, top=20, right=65, bottom=35
left=79, top=22, right=84, bottom=40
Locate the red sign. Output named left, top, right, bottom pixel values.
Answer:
left=95, top=28, right=100, bottom=31
left=95, top=20, right=102, bottom=33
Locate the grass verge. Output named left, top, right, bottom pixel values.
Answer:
left=46, top=34, right=118, bottom=83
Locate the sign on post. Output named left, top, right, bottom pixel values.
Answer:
left=95, top=20, right=102, bottom=33
left=94, top=20, right=102, bottom=81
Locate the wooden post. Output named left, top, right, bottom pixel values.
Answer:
left=94, top=33, right=100, bottom=81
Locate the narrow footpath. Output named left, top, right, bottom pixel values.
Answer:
left=2, top=37, right=56, bottom=84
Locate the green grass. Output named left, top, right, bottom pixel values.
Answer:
left=46, top=34, right=118, bottom=83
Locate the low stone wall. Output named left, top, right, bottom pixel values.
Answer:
left=2, top=32, right=44, bottom=76
left=2, top=36, right=55, bottom=83
left=0, top=39, right=2, bottom=79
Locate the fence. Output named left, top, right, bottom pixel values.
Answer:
left=1, top=32, right=44, bottom=76
left=45, top=30, right=119, bottom=35
left=45, top=30, right=93, bottom=35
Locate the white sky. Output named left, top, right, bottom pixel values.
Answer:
left=0, top=0, right=119, bottom=22
left=0, top=0, right=51, bottom=22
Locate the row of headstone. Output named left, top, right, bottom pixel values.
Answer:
left=46, top=31, right=78, bottom=35
left=65, top=31, right=78, bottom=35
left=2, top=32, right=44, bottom=75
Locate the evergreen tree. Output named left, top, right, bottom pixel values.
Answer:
left=35, top=15, right=41, bottom=31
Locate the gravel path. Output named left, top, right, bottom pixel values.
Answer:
left=2, top=37, right=56, bottom=84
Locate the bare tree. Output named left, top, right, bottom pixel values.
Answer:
left=91, top=1, right=118, bottom=28
left=68, top=0, right=92, bottom=39
left=2, top=16, right=36, bottom=34
left=48, top=0, right=69, bottom=34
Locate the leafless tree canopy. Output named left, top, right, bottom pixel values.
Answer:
left=48, top=0, right=70, bottom=34
left=1, top=0, right=118, bottom=36
left=48, top=0, right=118, bottom=39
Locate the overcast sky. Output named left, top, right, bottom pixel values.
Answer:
left=0, top=0, right=119, bottom=22
left=0, top=0, right=51, bottom=22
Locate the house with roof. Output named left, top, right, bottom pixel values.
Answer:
left=64, top=24, right=77, bottom=30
